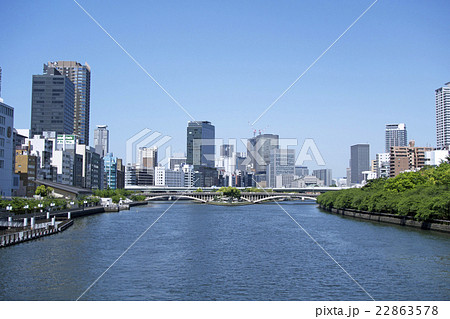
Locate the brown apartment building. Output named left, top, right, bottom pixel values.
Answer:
left=15, top=148, right=38, bottom=197
left=389, top=140, right=433, bottom=177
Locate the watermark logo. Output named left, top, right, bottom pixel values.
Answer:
left=239, top=137, right=325, bottom=168
left=126, top=131, right=325, bottom=169
left=125, top=128, right=172, bottom=166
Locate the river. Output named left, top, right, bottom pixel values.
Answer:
left=0, top=202, right=448, bottom=300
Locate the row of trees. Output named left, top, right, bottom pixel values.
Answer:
left=0, top=196, right=100, bottom=214
left=0, top=186, right=149, bottom=213
left=92, top=188, right=146, bottom=203
left=317, top=161, right=450, bottom=221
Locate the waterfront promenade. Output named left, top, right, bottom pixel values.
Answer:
left=0, top=202, right=148, bottom=248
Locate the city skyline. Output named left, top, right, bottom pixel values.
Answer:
left=1, top=0, right=449, bottom=177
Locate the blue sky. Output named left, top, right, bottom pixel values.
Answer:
left=1, top=0, right=449, bottom=177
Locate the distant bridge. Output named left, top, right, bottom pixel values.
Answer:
left=144, top=192, right=320, bottom=204
left=129, top=186, right=344, bottom=193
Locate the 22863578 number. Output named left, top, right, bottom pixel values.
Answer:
left=375, top=306, right=438, bottom=316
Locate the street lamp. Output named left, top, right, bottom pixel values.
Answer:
left=50, top=202, right=55, bottom=212
left=24, top=204, right=29, bottom=214
left=38, top=203, right=43, bottom=214
left=6, top=205, right=13, bottom=228
left=83, top=200, right=87, bottom=210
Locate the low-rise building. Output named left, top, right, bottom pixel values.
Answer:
left=425, top=149, right=449, bottom=166
left=155, top=166, right=184, bottom=187
left=375, top=153, right=390, bottom=178
left=289, top=175, right=324, bottom=188
left=126, top=165, right=154, bottom=186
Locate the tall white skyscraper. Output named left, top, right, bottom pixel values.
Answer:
left=436, top=82, right=450, bottom=149
left=385, top=123, right=407, bottom=152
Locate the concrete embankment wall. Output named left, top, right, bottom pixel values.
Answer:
left=319, top=205, right=450, bottom=234
left=129, top=201, right=148, bottom=207
left=55, top=206, right=105, bottom=219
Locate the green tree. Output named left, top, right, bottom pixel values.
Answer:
left=218, top=187, right=241, bottom=199
left=35, top=185, right=54, bottom=197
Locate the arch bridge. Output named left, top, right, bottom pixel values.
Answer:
left=144, top=192, right=318, bottom=204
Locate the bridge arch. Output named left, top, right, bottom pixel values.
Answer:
left=145, top=195, right=207, bottom=203
left=253, top=195, right=317, bottom=203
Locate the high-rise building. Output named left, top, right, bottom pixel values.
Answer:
left=75, top=144, right=102, bottom=189
left=139, top=147, right=158, bottom=168
left=25, top=133, right=55, bottom=181
left=294, top=166, right=309, bottom=178
left=389, top=140, right=433, bottom=177
left=94, top=125, right=109, bottom=158
left=266, top=148, right=295, bottom=188
left=186, top=121, right=215, bottom=169
left=312, top=169, right=333, bottom=186
left=436, top=82, right=450, bottom=149
left=385, top=123, right=407, bottom=152
left=350, top=144, right=370, bottom=185
left=247, top=133, right=279, bottom=174
left=14, top=147, right=38, bottom=197
left=52, top=133, right=80, bottom=186
left=0, top=101, right=14, bottom=196
left=169, top=156, right=187, bottom=170
left=103, top=153, right=117, bottom=189
left=0, top=67, right=2, bottom=101
left=116, top=158, right=125, bottom=189
left=194, top=166, right=218, bottom=187
left=346, top=167, right=351, bottom=187
left=45, top=61, right=91, bottom=145
left=220, top=144, right=234, bottom=157
left=31, top=67, right=75, bottom=137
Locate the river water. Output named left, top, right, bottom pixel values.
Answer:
left=0, top=202, right=448, bottom=301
